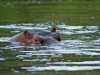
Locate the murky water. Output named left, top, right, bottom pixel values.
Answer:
left=0, top=0, right=100, bottom=74
left=0, top=23, right=100, bottom=75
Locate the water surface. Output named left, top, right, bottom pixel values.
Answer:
left=0, top=23, right=100, bottom=75
left=0, top=0, right=100, bottom=75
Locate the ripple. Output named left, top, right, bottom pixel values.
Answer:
left=0, top=37, right=10, bottom=42
left=0, top=58, right=6, bottom=61
left=86, top=26, right=98, bottom=30
left=23, top=59, right=51, bottom=62
left=22, top=66, right=100, bottom=71
left=46, top=61, right=100, bottom=65
left=75, top=30, right=96, bottom=34
left=0, top=24, right=48, bottom=30
left=58, top=25, right=84, bottom=30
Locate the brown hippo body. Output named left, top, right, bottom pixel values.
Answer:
left=9, top=27, right=61, bottom=45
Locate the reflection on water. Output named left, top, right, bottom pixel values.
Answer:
left=22, top=66, right=100, bottom=71
left=0, top=23, right=100, bottom=74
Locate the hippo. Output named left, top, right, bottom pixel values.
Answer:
left=9, top=27, right=61, bottom=46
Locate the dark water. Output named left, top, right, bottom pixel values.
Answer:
left=0, top=23, right=100, bottom=75
left=0, top=0, right=100, bottom=75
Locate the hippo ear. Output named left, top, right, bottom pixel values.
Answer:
left=23, top=30, right=30, bottom=39
left=51, top=27, right=56, bottom=32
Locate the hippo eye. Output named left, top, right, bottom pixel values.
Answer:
left=35, top=39, right=38, bottom=42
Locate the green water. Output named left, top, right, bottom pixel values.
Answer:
left=0, top=0, right=100, bottom=75
left=0, top=0, right=100, bottom=25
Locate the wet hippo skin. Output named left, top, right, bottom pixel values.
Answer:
left=9, top=27, right=61, bottom=45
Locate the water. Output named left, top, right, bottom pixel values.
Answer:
left=0, top=23, right=100, bottom=75
left=0, top=0, right=100, bottom=75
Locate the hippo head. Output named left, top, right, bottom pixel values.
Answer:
left=22, top=27, right=61, bottom=45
